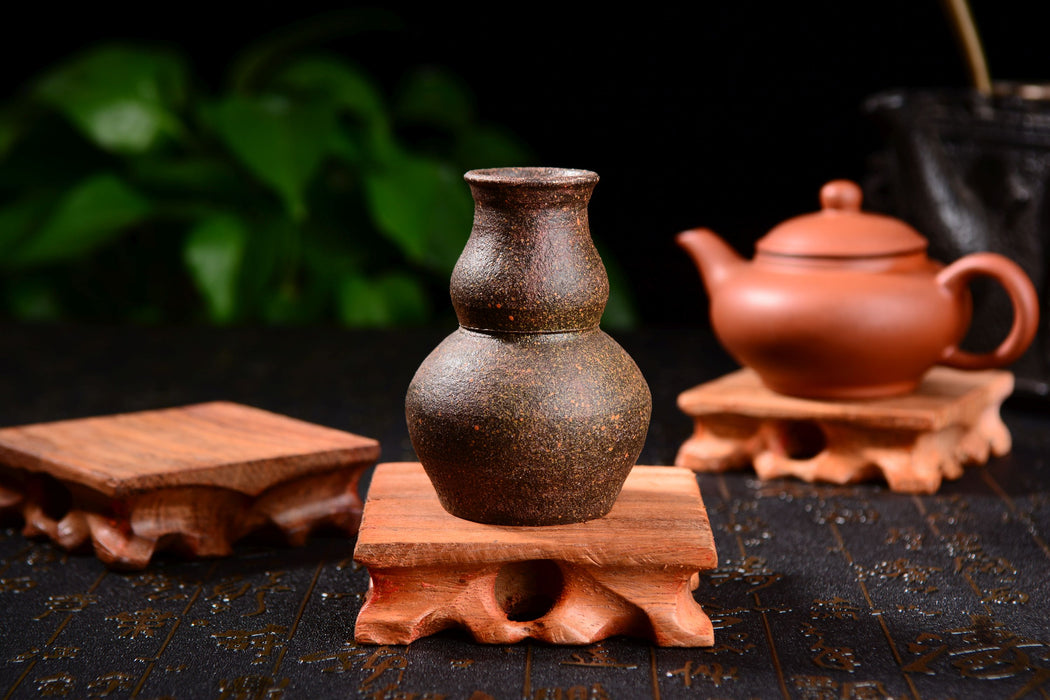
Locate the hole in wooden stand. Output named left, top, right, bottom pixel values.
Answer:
left=775, top=420, right=827, bottom=460
left=494, top=560, right=563, bottom=622
left=37, top=473, right=73, bottom=522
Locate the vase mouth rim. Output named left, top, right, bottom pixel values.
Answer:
left=465, top=167, right=598, bottom=186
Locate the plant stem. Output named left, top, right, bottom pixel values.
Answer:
left=941, top=0, right=991, bottom=94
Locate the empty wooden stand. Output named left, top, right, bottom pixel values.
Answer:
left=353, top=462, right=717, bottom=647
left=675, top=367, right=1014, bottom=493
left=0, top=402, right=380, bottom=569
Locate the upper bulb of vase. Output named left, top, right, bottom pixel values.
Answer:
left=451, top=167, right=609, bottom=333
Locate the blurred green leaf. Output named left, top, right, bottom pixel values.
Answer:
left=335, top=275, right=385, bottom=326
left=276, top=57, right=400, bottom=165
left=454, top=125, right=533, bottom=169
left=374, top=272, right=430, bottom=323
left=6, top=174, right=151, bottom=267
left=395, top=67, right=475, bottom=131
left=363, top=153, right=471, bottom=272
left=328, top=127, right=365, bottom=165
left=337, top=271, right=429, bottom=327
left=130, top=156, right=242, bottom=196
left=598, top=243, right=639, bottom=330
left=208, top=94, right=337, bottom=221
left=602, top=285, right=638, bottom=330
left=0, top=39, right=606, bottom=329
left=0, top=193, right=54, bottom=257
left=183, top=213, right=249, bottom=323
left=276, top=57, right=387, bottom=126
left=239, top=217, right=296, bottom=320
left=34, top=46, right=186, bottom=154
left=5, top=276, right=63, bottom=320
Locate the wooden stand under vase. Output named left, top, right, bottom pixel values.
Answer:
left=352, top=463, right=717, bottom=647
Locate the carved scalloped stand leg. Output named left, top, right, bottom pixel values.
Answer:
left=353, top=463, right=717, bottom=647
left=1, top=466, right=369, bottom=570
left=675, top=367, right=1014, bottom=494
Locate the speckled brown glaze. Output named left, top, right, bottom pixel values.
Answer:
left=451, top=167, right=609, bottom=333
left=406, top=167, right=652, bottom=526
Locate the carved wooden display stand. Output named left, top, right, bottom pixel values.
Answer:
left=353, top=462, right=717, bottom=647
left=0, top=402, right=380, bottom=569
left=675, top=367, right=1014, bottom=493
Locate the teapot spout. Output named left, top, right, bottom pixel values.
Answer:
left=675, top=228, right=745, bottom=296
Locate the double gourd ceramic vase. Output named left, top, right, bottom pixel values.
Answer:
left=406, top=167, right=651, bottom=526
left=677, top=179, right=1040, bottom=400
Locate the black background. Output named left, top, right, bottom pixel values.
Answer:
left=4, top=1, right=1048, bottom=327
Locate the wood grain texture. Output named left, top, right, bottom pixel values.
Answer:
left=0, top=402, right=380, bottom=568
left=0, top=401, right=378, bottom=496
left=675, top=367, right=1013, bottom=493
left=353, top=462, right=717, bottom=647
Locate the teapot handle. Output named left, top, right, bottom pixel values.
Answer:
left=937, top=252, right=1040, bottom=370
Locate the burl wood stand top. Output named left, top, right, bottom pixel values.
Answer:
left=353, top=462, right=717, bottom=647
left=675, top=366, right=1014, bottom=493
left=0, top=401, right=380, bottom=569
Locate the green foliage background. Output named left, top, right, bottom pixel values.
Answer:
left=0, top=24, right=637, bottom=329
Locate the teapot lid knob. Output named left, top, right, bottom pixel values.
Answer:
left=820, top=180, right=863, bottom=212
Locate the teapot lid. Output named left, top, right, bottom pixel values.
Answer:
left=756, top=180, right=927, bottom=257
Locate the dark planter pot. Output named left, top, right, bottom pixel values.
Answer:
left=864, top=86, right=1050, bottom=397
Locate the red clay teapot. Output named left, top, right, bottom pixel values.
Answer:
left=677, top=179, right=1039, bottom=399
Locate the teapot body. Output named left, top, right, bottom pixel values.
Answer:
left=710, top=252, right=970, bottom=398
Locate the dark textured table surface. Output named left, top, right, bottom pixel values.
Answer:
left=1, top=323, right=1049, bottom=700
